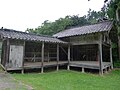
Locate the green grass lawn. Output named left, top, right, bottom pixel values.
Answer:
left=13, top=69, right=120, bottom=90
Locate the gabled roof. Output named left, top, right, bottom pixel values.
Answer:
left=53, top=21, right=113, bottom=38
left=0, top=29, right=66, bottom=44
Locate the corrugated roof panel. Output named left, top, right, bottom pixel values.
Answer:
left=0, top=29, right=67, bottom=44
left=53, top=21, right=113, bottom=38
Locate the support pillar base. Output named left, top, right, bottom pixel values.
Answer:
left=57, top=65, right=59, bottom=71
left=99, top=69, right=103, bottom=75
left=82, top=67, right=84, bottom=73
left=41, top=67, right=44, bottom=73
left=67, top=65, right=70, bottom=70
left=21, top=69, right=24, bottom=74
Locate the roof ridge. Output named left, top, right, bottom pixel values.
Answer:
left=0, top=28, right=66, bottom=43
left=68, top=20, right=112, bottom=30
left=53, top=20, right=113, bottom=38
left=53, top=20, right=113, bottom=37
left=0, top=28, right=56, bottom=39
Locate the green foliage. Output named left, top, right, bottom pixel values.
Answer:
left=26, top=16, right=73, bottom=36
left=87, top=9, right=105, bottom=24
left=106, top=0, right=120, bottom=63
left=26, top=15, right=91, bottom=36
left=13, top=70, right=120, bottom=90
left=26, top=12, right=103, bottom=36
left=114, top=60, right=120, bottom=67
left=112, top=43, right=118, bottom=58
left=106, top=0, right=120, bottom=20
left=26, top=0, right=120, bottom=36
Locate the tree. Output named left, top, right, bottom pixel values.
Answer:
left=26, top=15, right=93, bottom=36
left=87, top=9, right=105, bottom=23
left=26, top=1, right=109, bottom=36
left=106, top=0, right=120, bottom=59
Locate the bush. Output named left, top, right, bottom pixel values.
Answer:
left=113, top=60, right=120, bottom=68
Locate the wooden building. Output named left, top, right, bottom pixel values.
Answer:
left=0, top=21, right=114, bottom=74
left=53, top=21, right=113, bottom=74
left=0, top=29, right=68, bottom=73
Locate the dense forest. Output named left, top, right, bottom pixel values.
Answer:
left=26, top=0, right=120, bottom=67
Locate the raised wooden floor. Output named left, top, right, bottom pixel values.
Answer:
left=69, top=61, right=112, bottom=69
left=7, top=61, right=112, bottom=71
left=24, top=61, right=68, bottom=69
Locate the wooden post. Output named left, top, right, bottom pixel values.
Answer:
left=5, top=39, right=10, bottom=70
left=67, top=44, right=70, bottom=70
left=57, top=44, right=59, bottom=71
left=47, top=45, right=50, bottom=62
left=82, top=67, right=84, bottom=73
left=21, top=41, right=25, bottom=74
left=105, top=68, right=108, bottom=74
left=110, top=41, right=113, bottom=69
left=2, top=40, right=6, bottom=67
left=98, top=34, right=103, bottom=75
left=108, top=66, right=111, bottom=71
left=118, top=36, right=120, bottom=60
left=41, top=42, right=44, bottom=73
left=99, top=43, right=103, bottom=75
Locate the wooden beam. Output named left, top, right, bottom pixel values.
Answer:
left=67, top=44, right=70, bottom=70
left=99, top=43, right=103, bottom=75
left=5, top=39, right=10, bottom=70
left=71, top=41, right=99, bottom=45
left=41, top=42, right=44, bottom=73
left=57, top=44, right=59, bottom=71
left=118, top=37, right=120, bottom=60
left=47, top=52, right=50, bottom=62
left=47, top=45, right=50, bottom=62
left=102, top=42, right=110, bottom=47
left=59, top=46, right=68, bottom=56
left=98, top=34, right=103, bottom=75
left=21, top=41, right=25, bottom=74
left=110, top=41, right=113, bottom=69
left=1, top=40, right=6, bottom=66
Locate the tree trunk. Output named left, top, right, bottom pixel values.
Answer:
left=116, top=8, right=120, bottom=59
left=118, top=36, right=120, bottom=59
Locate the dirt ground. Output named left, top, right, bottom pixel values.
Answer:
left=0, top=72, right=33, bottom=90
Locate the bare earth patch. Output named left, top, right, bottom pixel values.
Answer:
left=0, top=72, right=33, bottom=90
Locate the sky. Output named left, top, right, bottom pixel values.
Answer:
left=0, top=0, right=105, bottom=31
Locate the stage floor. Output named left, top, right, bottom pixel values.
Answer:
left=69, top=61, right=112, bottom=69
left=24, top=61, right=68, bottom=69
left=7, top=61, right=112, bottom=70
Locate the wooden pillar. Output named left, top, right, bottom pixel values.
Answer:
left=57, top=44, right=59, bottom=71
left=110, top=42, right=113, bottom=69
left=5, top=39, right=10, bottom=70
left=82, top=67, right=84, bottom=73
left=108, top=66, right=111, bottom=71
left=99, top=43, right=103, bottom=75
left=67, top=44, right=70, bottom=70
left=2, top=40, right=7, bottom=67
left=47, top=52, right=50, bottom=62
left=118, top=36, right=120, bottom=60
left=21, top=41, right=25, bottom=74
left=41, top=42, right=44, bottom=73
left=47, top=44, right=50, bottom=62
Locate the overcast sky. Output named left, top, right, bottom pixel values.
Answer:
left=0, top=0, right=105, bottom=31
